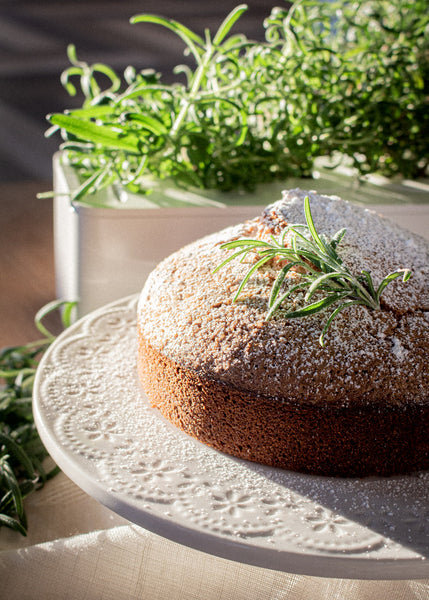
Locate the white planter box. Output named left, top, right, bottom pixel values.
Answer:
left=53, top=154, right=283, bottom=315
left=53, top=153, right=429, bottom=316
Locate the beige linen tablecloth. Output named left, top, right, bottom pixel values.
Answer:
left=1, top=204, right=429, bottom=599
left=0, top=472, right=428, bottom=600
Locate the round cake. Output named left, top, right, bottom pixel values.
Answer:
left=137, top=188, right=429, bottom=477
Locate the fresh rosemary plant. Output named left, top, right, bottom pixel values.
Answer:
left=214, top=197, right=411, bottom=346
left=43, top=1, right=428, bottom=205
left=0, top=300, right=76, bottom=535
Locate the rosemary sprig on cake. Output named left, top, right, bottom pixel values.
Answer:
left=215, top=197, right=412, bottom=346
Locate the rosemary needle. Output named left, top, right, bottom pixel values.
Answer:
left=0, top=300, right=76, bottom=535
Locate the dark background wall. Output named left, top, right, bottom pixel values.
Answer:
left=0, top=1, right=283, bottom=182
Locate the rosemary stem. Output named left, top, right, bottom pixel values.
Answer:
left=354, top=282, right=380, bottom=310
left=170, top=42, right=214, bottom=137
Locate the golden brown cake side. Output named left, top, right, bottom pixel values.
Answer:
left=137, top=189, right=429, bottom=477
left=138, top=337, right=429, bottom=477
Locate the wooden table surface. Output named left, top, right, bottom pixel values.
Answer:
left=0, top=180, right=56, bottom=349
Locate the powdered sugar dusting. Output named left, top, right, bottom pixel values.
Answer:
left=391, top=336, right=407, bottom=361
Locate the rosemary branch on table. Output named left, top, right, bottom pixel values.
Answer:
left=0, top=301, right=76, bottom=536
left=214, top=197, right=412, bottom=346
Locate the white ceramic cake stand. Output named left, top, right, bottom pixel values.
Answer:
left=33, top=295, right=429, bottom=580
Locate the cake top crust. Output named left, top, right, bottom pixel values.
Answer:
left=138, top=188, right=429, bottom=407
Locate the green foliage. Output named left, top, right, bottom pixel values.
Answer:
left=46, top=1, right=429, bottom=203
left=215, top=196, right=411, bottom=346
left=0, top=301, right=76, bottom=535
